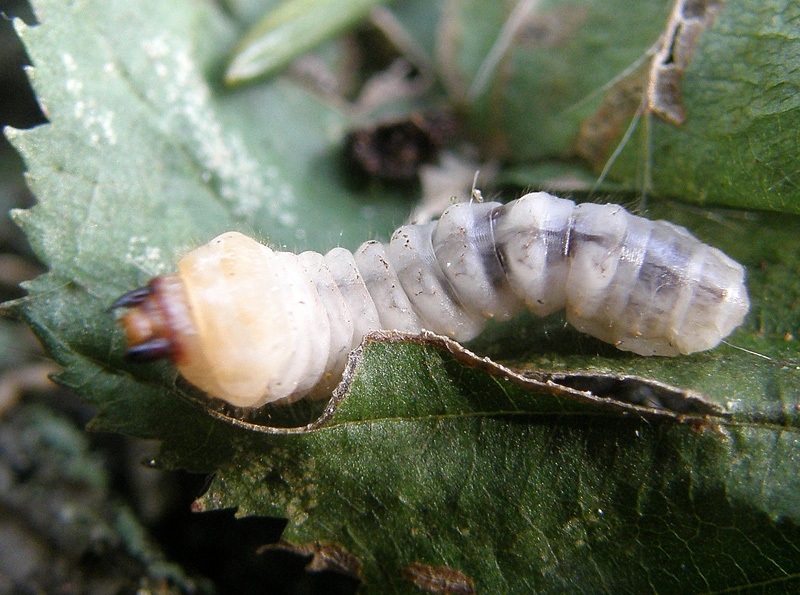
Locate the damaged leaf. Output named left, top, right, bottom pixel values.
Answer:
left=190, top=328, right=800, bottom=592
left=646, top=0, right=726, bottom=126
left=194, top=331, right=729, bottom=437
left=453, top=0, right=800, bottom=212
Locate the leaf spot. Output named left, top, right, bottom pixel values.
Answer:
left=402, top=562, right=475, bottom=594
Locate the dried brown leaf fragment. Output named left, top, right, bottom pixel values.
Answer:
left=260, top=540, right=362, bottom=579
left=403, top=562, right=475, bottom=594
left=648, top=0, right=726, bottom=125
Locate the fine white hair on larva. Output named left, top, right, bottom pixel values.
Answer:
left=111, top=192, right=750, bottom=408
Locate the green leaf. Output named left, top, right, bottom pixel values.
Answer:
left=197, top=345, right=800, bottom=592
left=226, top=0, right=390, bottom=84
left=7, top=0, right=800, bottom=592
left=443, top=0, right=800, bottom=213
left=9, top=0, right=410, bottom=290
left=609, top=0, right=800, bottom=213
left=434, top=0, right=672, bottom=156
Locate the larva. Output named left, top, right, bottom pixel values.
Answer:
left=112, top=192, right=750, bottom=408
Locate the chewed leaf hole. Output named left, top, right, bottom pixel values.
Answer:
left=195, top=331, right=728, bottom=434
left=540, top=371, right=724, bottom=415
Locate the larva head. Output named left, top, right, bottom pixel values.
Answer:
left=111, top=275, right=193, bottom=363
left=113, top=232, right=318, bottom=408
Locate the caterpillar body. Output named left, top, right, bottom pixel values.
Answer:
left=112, top=192, right=750, bottom=408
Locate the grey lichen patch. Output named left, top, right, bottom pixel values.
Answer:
left=648, top=0, right=726, bottom=125
left=402, top=562, right=475, bottom=594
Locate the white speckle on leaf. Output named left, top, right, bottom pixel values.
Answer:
left=138, top=36, right=296, bottom=223
left=79, top=107, right=117, bottom=146
left=125, top=236, right=167, bottom=276
left=66, top=78, right=83, bottom=94
left=64, top=66, right=117, bottom=146
left=142, top=35, right=170, bottom=59
left=61, top=52, right=77, bottom=72
left=725, top=399, right=743, bottom=412
left=102, top=112, right=117, bottom=145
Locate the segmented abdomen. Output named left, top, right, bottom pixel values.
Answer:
left=117, top=191, right=750, bottom=407
left=319, top=192, right=749, bottom=366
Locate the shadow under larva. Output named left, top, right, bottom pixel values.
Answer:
left=110, top=192, right=750, bottom=409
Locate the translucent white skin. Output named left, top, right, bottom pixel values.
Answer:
left=170, top=192, right=750, bottom=407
